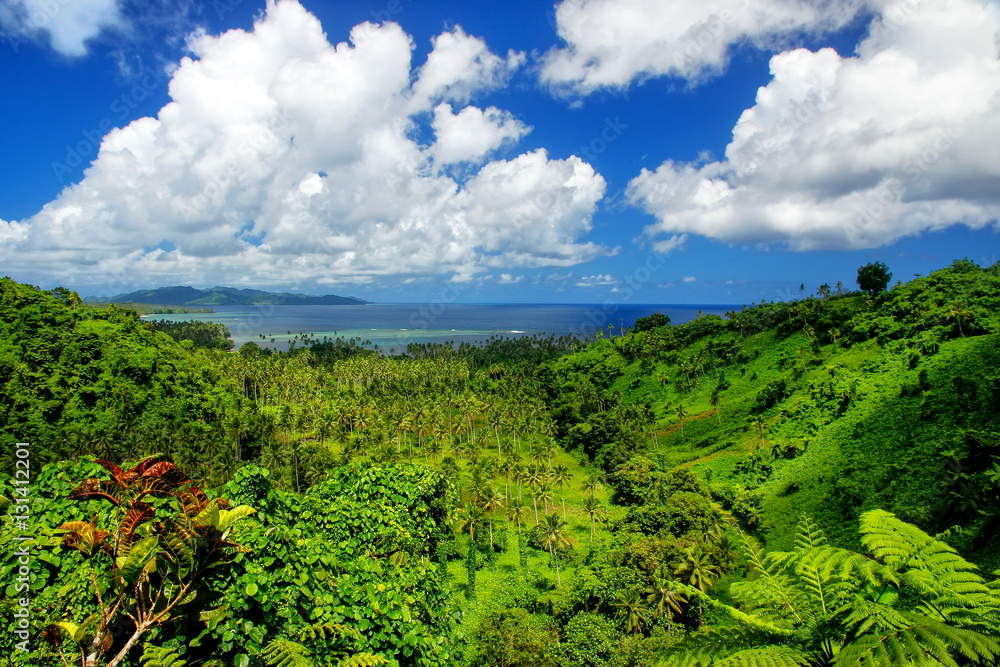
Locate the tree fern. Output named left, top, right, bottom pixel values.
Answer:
left=260, top=638, right=313, bottom=667
left=662, top=511, right=1000, bottom=667
left=860, top=510, right=976, bottom=592
left=734, top=531, right=806, bottom=624
left=336, top=654, right=388, bottom=667
left=859, top=510, right=1000, bottom=628
left=793, top=515, right=828, bottom=551
left=679, top=584, right=796, bottom=638
left=140, top=645, right=187, bottom=667
left=832, top=614, right=1000, bottom=667
left=261, top=621, right=368, bottom=667
left=659, top=626, right=788, bottom=667
left=714, top=646, right=813, bottom=667
left=298, top=622, right=361, bottom=644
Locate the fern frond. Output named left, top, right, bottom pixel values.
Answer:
left=793, top=515, right=828, bottom=551
left=792, top=545, right=858, bottom=615
left=140, top=644, right=187, bottom=667
left=861, top=510, right=968, bottom=579
left=835, top=630, right=950, bottom=667
left=659, top=626, right=778, bottom=667
left=739, top=531, right=806, bottom=624
left=715, top=646, right=813, bottom=667
left=834, top=605, right=1000, bottom=667
left=336, top=653, right=388, bottom=667
left=679, top=584, right=796, bottom=638
left=840, top=598, right=911, bottom=635
left=860, top=510, right=996, bottom=617
left=298, top=622, right=361, bottom=643
left=903, top=612, right=1000, bottom=663
left=260, top=639, right=313, bottom=667
left=730, top=581, right=805, bottom=626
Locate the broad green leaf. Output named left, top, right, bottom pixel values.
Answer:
left=118, top=536, right=159, bottom=585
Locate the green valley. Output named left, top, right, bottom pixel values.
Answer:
left=2, top=258, right=999, bottom=667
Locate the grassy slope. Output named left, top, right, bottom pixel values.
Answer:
left=603, top=287, right=1000, bottom=564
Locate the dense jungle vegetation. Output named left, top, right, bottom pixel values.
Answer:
left=2, top=258, right=1000, bottom=667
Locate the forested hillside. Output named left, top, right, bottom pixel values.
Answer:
left=2, top=260, right=999, bottom=667
left=0, top=280, right=244, bottom=469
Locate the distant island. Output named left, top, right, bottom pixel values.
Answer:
left=85, top=302, right=215, bottom=315
left=85, top=285, right=371, bottom=307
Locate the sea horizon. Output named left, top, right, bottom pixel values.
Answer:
left=144, top=302, right=740, bottom=352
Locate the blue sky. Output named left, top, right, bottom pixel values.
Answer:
left=0, top=0, right=998, bottom=304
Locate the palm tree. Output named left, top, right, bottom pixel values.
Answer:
left=541, top=512, right=570, bottom=589
left=538, top=420, right=556, bottom=448
left=524, top=467, right=542, bottom=525
left=425, top=436, right=443, bottom=462
left=480, top=484, right=504, bottom=550
left=451, top=439, right=469, bottom=461
left=551, top=464, right=571, bottom=520
left=229, top=410, right=247, bottom=461
left=642, top=403, right=659, bottom=447
left=676, top=403, right=687, bottom=437
left=500, top=456, right=518, bottom=502
left=617, top=593, right=649, bottom=635
left=582, top=471, right=602, bottom=500
left=488, top=410, right=504, bottom=463
left=260, top=444, right=283, bottom=476
left=709, top=389, right=722, bottom=425
left=947, top=303, right=971, bottom=336
left=708, top=524, right=739, bottom=573
left=751, top=415, right=767, bottom=448
left=538, top=483, right=555, bottom=516
left=645, top=566, right=686, bottom=631
left=457, top=502, right=484, bottom=598
left=674, top=545, right=721, bottom=626
left=456, top=501, right=484, bottom=543
left=285, top=439, right=304, bottom=492
left=657, top=371, right=669, bottom=389
left=542, top=441, right=556, bottom=469
left=528, top=446, right=546, bottom=469
left=582, top=497, right=606, bottom=543
left=506, top=498, right=529, bottom=534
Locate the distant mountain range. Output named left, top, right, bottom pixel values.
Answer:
left=85, top=286, right=371, bottom=307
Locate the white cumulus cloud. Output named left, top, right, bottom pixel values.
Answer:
left=431, top=103, right=531, bottom=165
left=0, top=218, right=28, bottom=244
left=541, top=0, right=865, bottom=93
left=576, top=273, right=617, bottom=287
left=628, top=0, right=1000, bottom=251
left=1, top=0, right=609, bottom=289
left=410, top=25, right=523, bottom=107
left=0, top=0, right=123, bottom=56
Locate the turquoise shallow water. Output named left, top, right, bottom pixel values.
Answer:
left=144, top=303, right=737, bottom=352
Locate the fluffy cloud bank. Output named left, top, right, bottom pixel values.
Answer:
left=628, top=0, right=1000, bottom=250
left=541, top=0, right=864, bottom=92
left=2, top=0, right=608, bottom=288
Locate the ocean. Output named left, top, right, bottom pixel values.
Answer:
left=144, top=303, right=738, bottom=353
